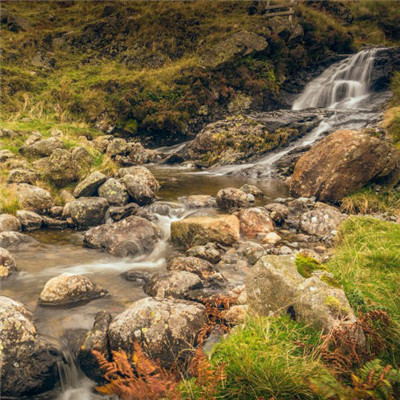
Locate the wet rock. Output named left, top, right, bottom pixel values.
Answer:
left=42, top=216, right=70, bottom=230
left=123, top=173, right=156, bottom=205
left=17, top=210, right=43, bottom=231
left=35, top=148, right=79, bottom=186
left=0, top=247, right=17, bottom=279
left=0, top=296, right=60, bottom=397
left=83, top=216, right=161, bottom=257
left=0, top=213, right=22, bottom=232
left=144, top=271, right=202, bottom=299
left=20, top=137, right=64, bottom=158
left=147, top=201, right=185, bottom=217
left=73, top=171, right=107, bottom=198
left=183, top=195, right=217, bottom=208
left=300, top=202, right=347, bottom=237
left=78, top=311, right=112, bottom=383
left=121, top=270, right=151, bottom=283
left=167, top=256, right=216, bottom=279
left=171, top=215, right=240, bottom=247
left=98, top=178, right=129, bottom=206
left=0, top=231, right=38, bottom=250
left=216, top=188, right=249, bottom=211
left=238, top=207, right=274, bottom=238
left=247, top=255, right=356, bottom=332
left=106, top=203, right=140, bottom=222
left=265, top=203, right=290, bottom=224
left=108, top=297, right=207, bottom=369
left=118, top=166, right=160, bottom=192
left=186, top=242, right=223, bottom=264
left=66, top=197, right=109, bottom=228
left=240, top=184, right=264, bottom=197
left=14, top=183, right=53, bottom=213
left=290, top=129, right=400, bottom=203
left=39, top=274, right=108, bottom=305
left=8, top=168, right=38, bottom=184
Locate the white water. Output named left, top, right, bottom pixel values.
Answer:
left=213, top=48, right=386, bottom=177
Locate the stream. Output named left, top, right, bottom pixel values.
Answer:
left=1, top=48, right=391, bottom=399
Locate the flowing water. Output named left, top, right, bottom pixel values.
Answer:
left=1, top=48, right=392, bottom=399
left=212, top=48, right=390, bottom=177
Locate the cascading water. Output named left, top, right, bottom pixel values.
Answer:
left=292, top=48, right=378, bottom=110
left=213, top=48, right=388, bottom=177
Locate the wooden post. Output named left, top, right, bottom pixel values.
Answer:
left=289, top=0, right=294, bottom=21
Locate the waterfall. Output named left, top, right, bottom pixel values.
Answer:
left=213, top=48, right=384, bottom=177
left=292, top=48, right=378, bottom=111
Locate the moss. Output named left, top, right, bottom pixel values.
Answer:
left=324, top=295, right=349, bottom=315
left=295, top=254, right=326, bottom=278
left=320, top=273, right=341, bottom=289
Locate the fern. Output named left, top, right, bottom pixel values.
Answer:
left=93, top=342, right=181, bottom=400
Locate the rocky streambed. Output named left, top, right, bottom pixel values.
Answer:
left=1, top=47, right=400, bottom=399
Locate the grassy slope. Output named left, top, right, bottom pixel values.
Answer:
left=2, top=0, right=400, bottom=144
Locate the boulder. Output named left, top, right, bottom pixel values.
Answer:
left=123, top=174, right=156, bottom=205
left=118, top=166, right=160, bottom=192
left=0, top=149, right=15, bottom=163
left=216, top=188, right=249, bottom=211
left=39, top=274, right=108, bottom=306
left=265, top=203, right=290, bottom=224
left=14, top=184, right=53, bottom=213
left=186, top=242, right=223, bottom=264
left=0, top=247, right=17, bottom=279
left=171, top=215, right=240, bottom=247
left=60, top=189, right=75, bottom=204
left=78, top=311, right=112, bottom=383
left=143, top=271, right=202, bottom=299
left=240, top=184, right=264, bottom=198
left=20, top=137, right=64, bottom=157
left=126, top=141, right=149, bottom=165
left=203, top=31, right=268, bottom=68
left=0, top=231, right=38, bottom=250
left=108, top=297, right=207, bottom=368
left=34, top=148, right=78, bottom=186
left=71, top=146, right=94, bottom=169
left=7, top=168, right=38, bottom=184
left=106, top=203, right=140, bottom=222
left=263, top=231, right=282, bottom=245
left=247, top=255, right=356, bottom=332
left=238, top=207, right=274, bottom=238
left=224, top=305, right=249, bottom=325
left=290, top=130, right=400, bottom=203
left=106, top=138, right=128, bottom=157
left=66, top=197, right=109, bottom=228
left=83, top=216, right=161, bottom=257
left=299, top=203, right=347, bottom=237
left=42, top=216, right=70, bottom=230
left=98, top=178, right=129, bottom=206
left=167, top=256, right=216, bottom=279
left=0, top=213, right=22, bottom=232
left=0, top=296, right=60, bottom=397
left=17, top=210, right=43, bottom=231
left=183, top=195, right=217, bottom=208
left=73, top=171, right=107, bottom=198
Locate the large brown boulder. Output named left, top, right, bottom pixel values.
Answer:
left=290, top=130, right=400, bottom=203
left=107, top=297, right=206, bottom=369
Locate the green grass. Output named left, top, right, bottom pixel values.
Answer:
left=0, top=183, right=21, bottom=215
left=328, top=217, right=400, bottom=364
left=206, top=316, right=324, bottom=399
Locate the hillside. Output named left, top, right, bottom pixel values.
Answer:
left=2, top=0, right=400, bottom=145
